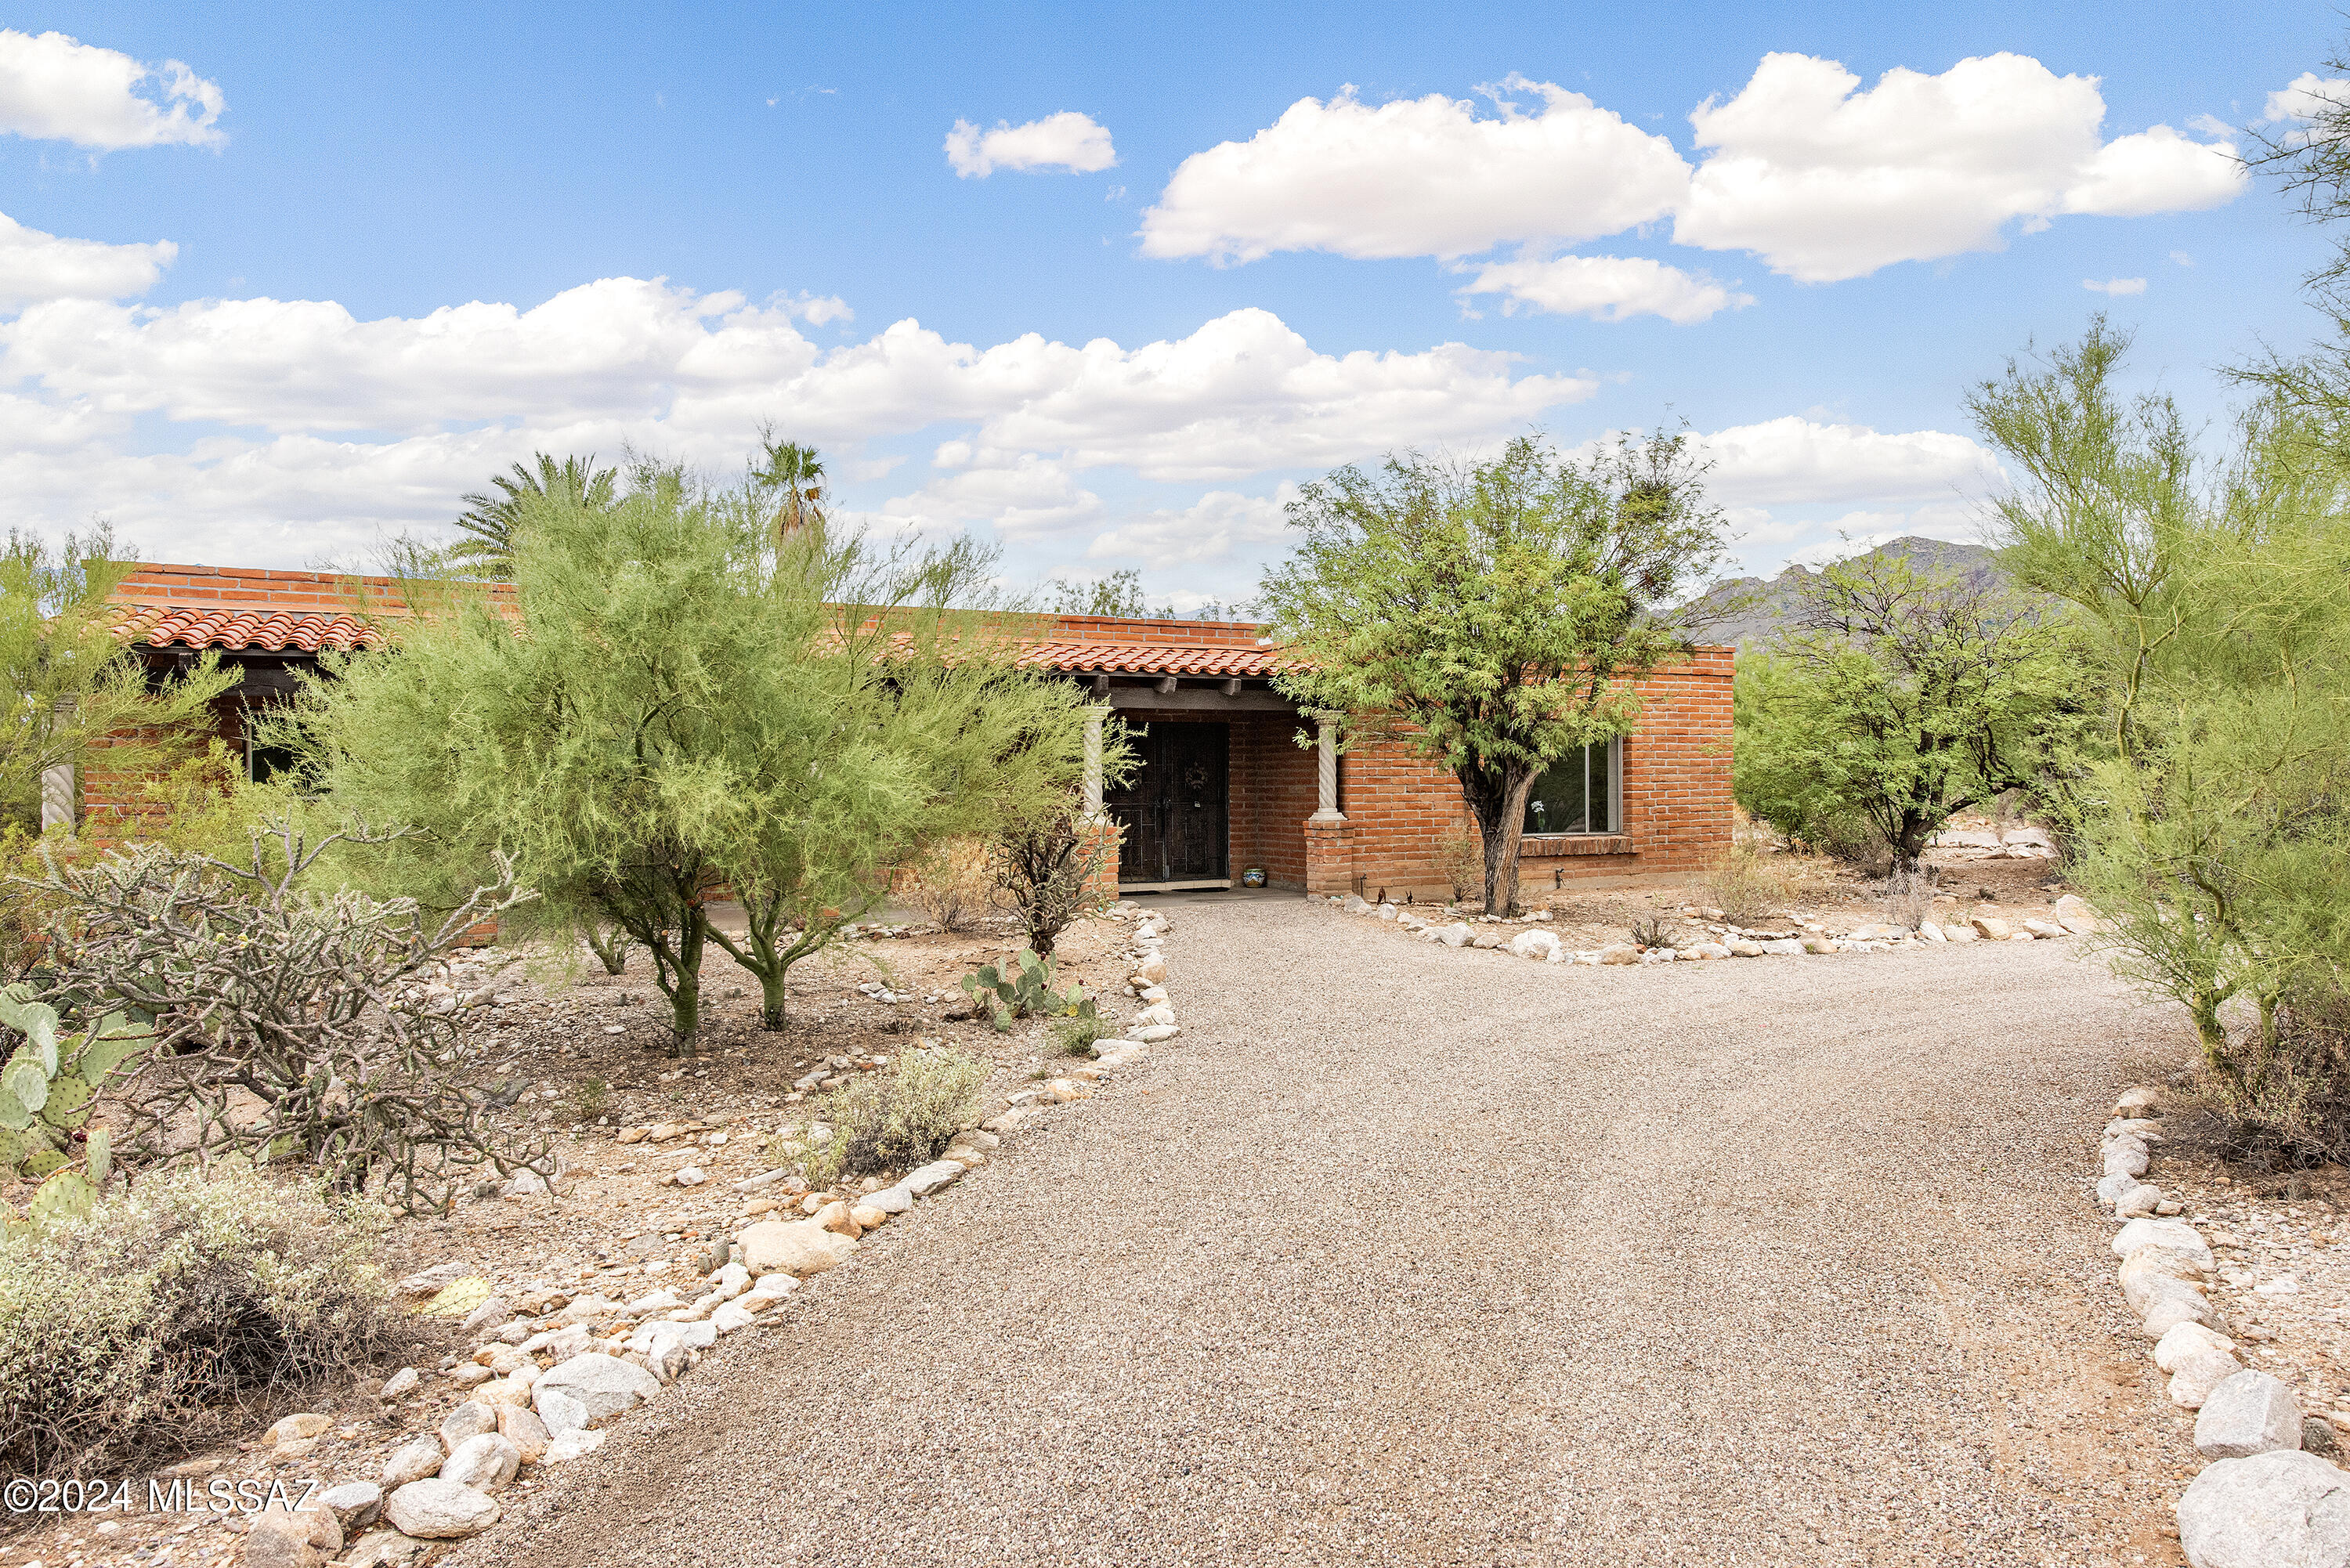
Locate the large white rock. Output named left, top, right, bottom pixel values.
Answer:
left=735, top=1218, right=858, bottom=1277
left=318, top=1483, right=383, bottom=1531
left=2096, top=1170, right=2143, bottom=1207
left=1508, top=928, right=1561, bottom=961
left=2054, top=893, right=2099, bottom=934
left=2145, top=1295, right=2218, bottom=1338
left=2157, top=1321, right=2239, bottom=1371
left=438, top=1433, right=519, bottom=1493
left=533, top=1353, right=660, bottom=1421
left=2105, top=1140, right=2152, bottom=1179
left=1433, top=922, right=1472, bottom=947
left=2178, top=1450, right=2350, bottom=1567
left=862, top=1186, right=913, bottom=1215
left=2122, top=1252, right=2211, bottom=1316
left=495, top=1405, right=550, bottom=1465
left=2114, top=1219, right=2214, bottom=1274
left=2171, top=1346, right=2247, bottom=1409
left=2117, top=1184, right=2165, bottom=1219
left=533, top=1386, right=589, bottom=1435
left=383, top=1479, right=501, bottom=1541
left=1132, top=1003, right=1176, bottom=1028
left=381, top=1436, right=446, bottom=1488
left=2198, top=1371, right=2306, bottom=1460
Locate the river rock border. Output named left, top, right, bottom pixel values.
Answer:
left=1328, top=891, right=2098, bottom=963
left=2095, top=1088, right=2350, bottom=1566
left=295, top=905, right=1184, bottom=1563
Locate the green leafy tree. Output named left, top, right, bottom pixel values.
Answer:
left=1048, top=569, right=1151, bottom=617
left=1732, top=551, right=2092, bottom=871
left=450, top=453, right=618, bottom=580
left=0, top=528, right=234, bottom=836
left=1971, top=323, right=2350, bottom=1146
left=293, top=452, right=1101, bottom=1045
left=1260, top=432, right=1730, bottom=915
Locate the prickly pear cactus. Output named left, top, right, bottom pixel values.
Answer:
left=959, top=951, right=1096, bottom=1032
left=0, top=985, right=147, bottom=1212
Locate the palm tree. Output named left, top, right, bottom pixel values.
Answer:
left=751, top=436, right=826, bottom=537
left=451, top=453, right=617, bottom=579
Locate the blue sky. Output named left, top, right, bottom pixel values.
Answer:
left=0, top=3, right=2337, bottom=608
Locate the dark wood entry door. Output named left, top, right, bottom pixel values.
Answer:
left=1106, top=723, right=1229, bottom=884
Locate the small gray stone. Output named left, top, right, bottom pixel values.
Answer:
left=2178, top=1449, right=2350, bottom=1568
left=863, top=1186, right=913, bottom=1215
left=383, top=1479, right=502, bottom=1541
left=2198, top=1371, right=2305, bottom=1460
left=437, top=1402, right=497, bottom=1451
left=341, top=1531, right=430, bottom=1568
left=381, top=1436, right=446, bottom=1488
left=903, top=1161, right=964, bottom=1197
left=379, top=1367, right=421, bottom=1400
left=319, top=1482, right=383, bottom=1530
left=534, top=1351, right=660, bottom=1420
left=2308, top=1418, right=2340, bottom=1455
left=455, top=1296, right=510, bottom=1338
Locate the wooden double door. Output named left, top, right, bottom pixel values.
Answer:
left=1106, top=722, right=1229, bottom=887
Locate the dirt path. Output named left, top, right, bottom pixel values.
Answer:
left=470, top=895, right=2193, bottom=1566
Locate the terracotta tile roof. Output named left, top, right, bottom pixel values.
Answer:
left=1016, top=639, right=1278, bottom=677
left=121, top=605, right=379, bottom=652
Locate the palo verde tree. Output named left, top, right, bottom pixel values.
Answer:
left=1733, top=550, right=2091, bottom=872
left=1972, top=320, right=2350, bottom=1151
left=1260, top=432, right=1730, bottom=915
left=294, top=447, right=1101, bottom=1046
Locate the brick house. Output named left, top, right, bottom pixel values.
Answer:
left=90, top=563, right=1732, bottom=901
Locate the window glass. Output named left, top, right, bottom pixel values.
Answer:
left=1524, top=741, right=1614, bottom=834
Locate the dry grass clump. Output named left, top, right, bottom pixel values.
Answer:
left=908, top=837, right=994, bottom=933
left=1436, top=822, right=1484, bottom=903
left=1700, top=842, right=1799, bottom=924
left=804, top=1046, right=987, bottom=1185
left=1876, top=866, right=1939, bottom=931
left=0, top=1163, right=405, bottom=1479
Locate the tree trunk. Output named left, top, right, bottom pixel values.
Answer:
left=1459, top=763, right=1540, bottom=916
left=585, top=922, right=630, bottom=976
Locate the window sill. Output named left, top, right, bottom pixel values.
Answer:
left=1518, top=833, right=1633, bottom=858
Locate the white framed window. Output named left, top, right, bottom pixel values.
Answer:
left=1522, top=739, right=1618, bottom=835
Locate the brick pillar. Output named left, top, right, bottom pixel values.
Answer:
left=1079, top=811, right=1123, bottom=904
left=1302, top=710, right=1350, bottom=895
left=1303, top=816, right=1354, bottom=897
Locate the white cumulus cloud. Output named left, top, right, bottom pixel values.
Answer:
left=945, top=111, right=1116, bottom=178
left=2267, top=71, right=2348, bottom=124
left=1085, top=486, right=1295, bottom=566
left=1690, top=415, right=1998, bottom=508
left=2083, top=276, right=2146, bottom=296
left=1138, top=78, right=1688, bottom=264
left=1674, top=52, right=2243, bottom=282
left=1455, top=254, right=1750, bottom=324
left=0, top=270, right=1593, bottom=559
left=0, top=28, right=224, bottom=149
left=0, top=211, right=175, bottom=309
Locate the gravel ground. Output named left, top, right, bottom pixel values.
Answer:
left=465, top=893, right=2196, bottom=1567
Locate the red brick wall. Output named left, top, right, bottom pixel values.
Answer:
left=79, top=693, right=244, bottom=845
left=1332, top=650, right=1734, bottom=901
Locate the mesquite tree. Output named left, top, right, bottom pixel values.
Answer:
left=1260, top=432, right=1730, bottom=914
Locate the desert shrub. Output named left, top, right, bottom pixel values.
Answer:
left=1052, top=1012, right=1114, bottom=1056
left=1628, top=914, right=1679, bottom=949
left=909, top=838, right=994, bottom=933
left=0, top=1162, right=405, bottom=1479
left=28, top=821, right=551, bottom=1216
left=1435, top=822, right=1484, bottom=904
left=804, top=1047, right=986, bottom=1184
left=988, top=805, right=1110, bottom=958
left=1700, top=843, right=1796, bottom=924
left=1798, top=808, right=1893, bottom=873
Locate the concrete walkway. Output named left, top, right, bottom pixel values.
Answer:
left=475, top=898, right=2187, bottom=1566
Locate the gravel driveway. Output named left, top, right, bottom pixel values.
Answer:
left=471, top=894, right=2189, bottom=1567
